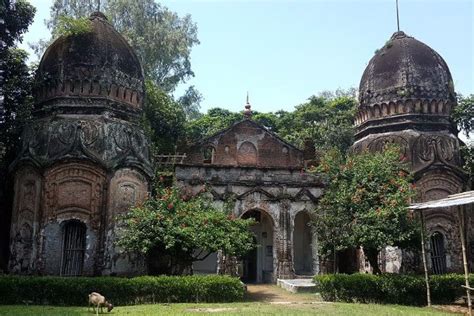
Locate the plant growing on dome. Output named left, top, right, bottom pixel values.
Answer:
left=56, top=16, right=92, bottom=37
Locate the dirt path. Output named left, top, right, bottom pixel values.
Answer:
left=245, top=284, right=320, bottom=303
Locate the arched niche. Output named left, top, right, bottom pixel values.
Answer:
left=203, top=145, right=216, bottom=164
left=237, top=141, right=258, bottom=166
left=293, top=211, right=313, bottom=275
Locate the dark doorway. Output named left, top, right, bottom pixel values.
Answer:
left=242, top=236, right=257, bottom=282
left=61, top=221, right=86, bottom=276
left=430, top=232, right=447, bottom=274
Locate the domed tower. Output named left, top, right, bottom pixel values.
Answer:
left=353, top=31, right=468, bottom=273
left=8, top=12, right=152, bottom=276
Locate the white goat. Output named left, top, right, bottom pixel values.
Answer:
left=88, top=292, right=113, bottom=315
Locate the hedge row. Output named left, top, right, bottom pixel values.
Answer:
left=314, top=273, right=472, bottom=306
left=0, top=275, right=245, bottom=306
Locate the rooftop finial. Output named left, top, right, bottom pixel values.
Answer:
left=244, top=92, right=252, bottom=119
left=396, top=0, right=400, bottom=32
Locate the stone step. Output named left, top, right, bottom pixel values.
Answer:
left=277, top=278, right=317, bottom=293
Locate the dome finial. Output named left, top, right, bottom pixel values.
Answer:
left=244, top=92, right=252, bottom=119
left=396, top=0, right=400, bottom=32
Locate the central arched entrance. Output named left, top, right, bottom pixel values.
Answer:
left=241, top=209, right=274, bottom=283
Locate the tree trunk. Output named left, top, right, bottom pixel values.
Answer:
left=146, top=247, right=193, bottom=275
left=365, top=248, right=382, bottom=274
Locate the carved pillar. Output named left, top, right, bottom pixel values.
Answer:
left=104, top=168, right=148, bottom=275
left=8, top=167, right=42, bottom=274
left=311, top=226, right=320, bottom=275
left=276, top=201, right=294, bottom=279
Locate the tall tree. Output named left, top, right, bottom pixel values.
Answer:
left=452, top=94, right=474, bottom=139
left=0, top=48, right=34, bottom=167
left=313, top=147, right=418, bottom=274
left=185, top=107, right=242, bottom=143
left=281, top=94, right=356, bottom=152
left=142, top=80, right=186, bottom=155
left=452, top=94, right=474, bottom=186
left=0, top=0, right=36, bottom=272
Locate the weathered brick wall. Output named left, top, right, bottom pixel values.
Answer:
left=185, top=120, right=303, bottom=168
left=176, top=165, right=323, bottom=282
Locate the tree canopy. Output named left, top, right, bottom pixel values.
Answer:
left=452, top=94, right=474, bottom=139
left=313, top=146, right=418, bottom=274
left=0, top=0, right=36, bottom=167
left=184, top=90, right=357, bottom=154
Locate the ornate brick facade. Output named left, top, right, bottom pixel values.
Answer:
left=8, top=12, right=152, bottom=276
left=177, top=119, right=323, bottom=282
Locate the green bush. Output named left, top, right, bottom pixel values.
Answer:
left=314, top=273, right=471, bottom=306
left=0, top=275, right=245, bottom=306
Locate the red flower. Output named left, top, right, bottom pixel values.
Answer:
left=167, top=203, right=174, bottom=210
left=398, top=170, right=407, bottom=177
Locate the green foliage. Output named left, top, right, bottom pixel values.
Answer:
left=185, top=89, right=356, bottom=152
left=142, top=80, right=186, bottom=154
left=313, top=146, right=418, bottom=273
left=0, top=0, right=36, bottom=47
left=177, top=85, right=203, bottom=120
left=55, top=15, right=92, bottom=37
left=185, top=107, right=242, bottom=143
left=0, top=275, right=245, bottom=305
left=452, top=94, right=474, bottom=139
left=460, top=145, right=474, bottom=186
left=0, top=48, right=34, bottom=168
left=117, top=186, right=255, bottom=275
left=268, top=90, right=356, bottom=152
left=314, top=273, right=471, bottom=306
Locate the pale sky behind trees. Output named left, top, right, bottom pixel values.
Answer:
left=19, top=0, right=473, bottom=114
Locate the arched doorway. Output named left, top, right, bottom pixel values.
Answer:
left=293, top=211, right=313, bottom=275
left=61, top=220, right=86, bottom=276
left=241, top=209, right=274, bottom=283
left=430, top=231, right=447, bottom=274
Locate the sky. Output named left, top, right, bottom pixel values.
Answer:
left=19, top=0, right=473, bottom=115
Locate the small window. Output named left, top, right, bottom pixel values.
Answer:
left=430, top=232, right=447, bottom=274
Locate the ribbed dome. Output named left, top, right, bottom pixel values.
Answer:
left=359, top=31, right=455, bottom=109
left=35, top=12, right=144, bottom=112
left=354, top=32, right=457, bottom=133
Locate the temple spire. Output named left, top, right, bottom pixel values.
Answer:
left=243, top=92, right=252, bottom=119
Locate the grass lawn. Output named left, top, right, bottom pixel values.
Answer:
left=0, top=302, right=458, bottom=315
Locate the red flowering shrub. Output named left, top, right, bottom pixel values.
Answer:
left=117, top=186, right=255, bottom=275
left=314, top=146, right=418, bottom=274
